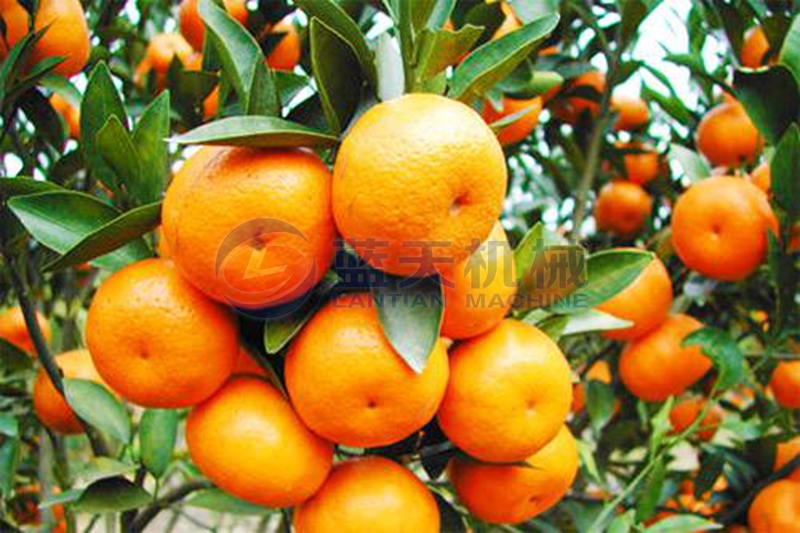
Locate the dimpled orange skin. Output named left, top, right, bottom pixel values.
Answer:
left=611, top=94, right=650, bottom=131
left=438, top=319, right=572, bottom=463
left=594, top=181, right=653, bottom=236
left=441, top=222, right=517, bottom=340
left=770, top=361, right=800, bottom=410
left=597, top=256, right=673, bottom=341
left=697, top=102, right=762, bottom=167
left=134, top=33, right=195, bottom=89
left=748, top=479, right=800, bottom=533
left=775, top=436, right=800, bottom=481
left=552, top=71, right=606, bottom=123
left=265, top=18, right=302, bottom=71
left=668, top=397, right=722, bottom=441
left=619, top=314, right=711, bottom=402
left=671, top=176, right=777, bottom=281
left=0, top=307, right=50, bottom=354
left=86, top=258, right=237, bottom=408
left=179, top=0, right=248, bottom=51
left=285, top=293, right=449, bottom=448
left=33, top=350, right=103, bottom=434
left=293, top=456, right=440, bottom=533
left=741, top=26, right=771, bottom=68
left=161, top=147, right=335, bottom=309
left=449, top=425, right=579, bottom=525
left=617, top=142, right=660, bottom=185
left=49, top=94, right=80, bottom=139
left=572, top=360, right=612, bottom=412
left=187, top=376, right=333, bottom=508
left=333, top=94, right=507, bottom=277
left=0, top=0, right=89, bottom=78
left=482, top=97, right=543, bottom=146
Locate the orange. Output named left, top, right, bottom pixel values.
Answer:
left=571, top=360, right=612, bottom=412
left=747, top=479, right=800, bottom=533
left=619, top=313, right=711, bottom=402
left=333, top=94, right=507, bottom=277
left=437, top=319, right=572, bottom=462
left=594, top=181, right=652, bottom=236
left=611, top=94, right=650, bottom=131
left=482, top=96, right=543, bottom=145
left=492, top=2, right=521, bottom=40
left=86, top=258, right=238, bottom=408
left=697, top=101, right=762, bottom=167
left=161, top=146, right=335, bottom=309
left=671, top=176, right=777, bottom=281
left=770, top=361, right=800, bottom=410
left=0, top=307, right=50, bottom=354
left=741, top=26, right=771, bottom=68
left=552, top=71, right=606, bottom=123
left=49, top=94, right=80, bottom=139
left=187, top=376, right=333, bottom=507
left=616, top=141, right=660, bottom=184
left=9, top=485, right=66, bottom=532
left=0, top=0, right=90, bottom=78
left=449, top=425, right=579, bottom=524
left=179, top=0, right=248, bottom=51
left=596, top=255, right=673, bottom=340
left=440, top=222, right=517, bottom=340
left=775, top=436, right=800, bottom=481
left=294, top=456, right=440, bottom=533
left=285, top=293, right=449, bottom=448
left=750, top=161, right=771, bottom=194
left=669, top=397, right=722, bottom=441
left=134, top=33, right=194, bottom=90
left=33, top=349, right=103, bottom=434
left=264, top=18, right=302, bottom=71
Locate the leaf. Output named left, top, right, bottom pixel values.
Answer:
left=534, top=313, right=567, bottom=341
left=0, top=176, right=61, bottom=197
left=64, top=378, right=131, bottom=443
left=0, top=339, right=32, bottom=374
left=40, top=488, right=82, bottom=510
left=375, top=32, right=406, bottom=101
left=434, top=493, right=467, bottom=533
left=576, top=439, right=604, bottom=485
left=77, top=458, right=138, bottom=486
left=371, top=275, right=443, bottom=373
left=642, top=515, right=721, bottom=533
left=641, top=84, right=694, bottom=125
left=649, top=397, right=674, bottom=453
left=427, top=0, right=456, bottom=29
left=97, top=116, right=141, bottom=198
left=496, top=65, right=563, bottom=99
left=587, top=380, right=617, bottom=433
left=0, top=414, right=18, bottom=437
left=607, top=510, right=635, bottom=533
left=618, top=0, right=660, bottom=49
left=72, top=478, right=151, bottom=514
left=682, top=327, right=743, bottom=390
left=415, top=25, right=483, bottom=82
left=185, top=488, right=272, bottom=515
left=172, top=116, right=339, bottom=148
left=694, top=452, right=725, bottom=499
left=779, top=13, right=800, bottom=85
left=264, top=279, right=337, bottom=354
left=665, top=53, right=731, bottom=92
left=19, top=88, right=66, bottom=149
left=734, top=65, right=799, bottom=144
left=506, top=0, right=559, bottom=23
left=670, top=144, right=710, bottom=183
left=0, top=438, right=19, bottom=498
left=39, top=73, right=82, bottom=108
left=636, top=457, right=666, bottom=522
left=561, top=309, right=632, bottom=336
left=771, top=124, right=800, bottom=218
left=139, top=409, right=178, bottom=478
left=131, top=92, right=170, bottom=205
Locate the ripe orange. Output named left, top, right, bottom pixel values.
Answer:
left=440, top=222, right=517, bottom=340
left=449, top=424, right=578, bottom=524
left=187, top=376, right=333, bottom=507
left=264, top=18, right=302, bottom=71
left=616, top=141, right=660, bottom=184
left=294, top=456, right=440, bottom=533
left=619, top=313, right=711, bottom=402
left=594, top=181, right=653, bottom=236
left=49, top=94, right=80, bottom=139
left=671, top=176, right=777, bottom=281
left=552, top=70, right=606, bottom=123
left=770, top=361, right=800, bottom=410
left=492, top=2, right=521, bottom=40
left=697, top=101, right=762, bottom=167
left=134, top=33, right=194, bottom=90
left=669, top=397, right=722, bottom=441
left=9, top=485, right=66, bottom=532
left=775, top=436, right=800, bottom=481
left=611, top=94, right=650, bottom=131
left=86, top=258, right=238, bottom=408
left=482, top=96, right=543, bottom=146
left=0, top=0, right=90, bottom=78
left=0, top=307, right=50, bottom=354
left=285, top=293, right=449, bottom=448
left=571, top=359, right=612, bottom=412
left=179, top=0, right=248, bottom=51
left=333, top=94, right=507, bottom=277
left=596, top=255, right=673, bottom=340
left=741, top=26, right=771, bottom=68
left=437, top=319, right=572, bottom=462
left=161, top=146, right=336, bottom=309
left=750, top=161, right=771, bottom=194
left=747, top=479, right=800, bottom=533
left=33, top=349, right=103, bottom=434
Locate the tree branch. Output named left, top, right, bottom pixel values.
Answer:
left=127, top=481, right=212, bottom=533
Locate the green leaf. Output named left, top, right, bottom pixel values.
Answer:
left=734, top=65, right=799, bottom=144
left=642, top=515, right=721, bottom=533
left=39, top=73, right=82, bottom=108
left=427, top=0, right=456, bottom=29
left=682, top=327, right=743, bottom=390
left=771, top=124, right=800, bottom=218
left=0, top=414, right=18, bottom=437
left=636, top=457, right=666, bottom=522
left=563, top=309, right=633, bottom=336
left=694, top=452, right=725, bottom=499
left=414, top=25, right=483, bottom=83
left=72, top=477, right=151, bottom=514
left=587, top=380, right=616, bottom=433
left=186, top=488, right=272, bottom=515
left=131, top=92, right=170, bottom=205
left=40, top=489, right=83, bottom=510
left=246, top=60, right=278, bottom=116
left=506, top=0, right=558, bottom=23
left=670, top=144, right=710, bottom=183
left=449, top=13, right=560, bottom=102
left=641, top=84, right=694, bottom=125
left=0, top=176, right=61, bottom=197
left=172, top=116, right=339, bottom=148
left=371, top=275, right=443, bottom=374
left=375, top=32, right=406, bottom=101
left=618, top=0, right=660, bottom=49
left=0, top=438, right=19, bottom=498
left=434, top=493, right=467, bottom=533
left=779, top=13, right=800, bottom=85
left=139, top=409, right=178, bottom=478
left=97, top=116, right=141, bottom=198
left=607, top=510, right=635, bottom=533
left=576, top=439, right=604, bottom=485
left=649, top=396, right=675, bottom=453
left=496, top=64, right=563, bottom=99
left=534, top=313, right=567, bottom=341
left=0, top=338, right=33, bottom=374
left=77, top=458, right=138, bottom=486
left=64, top=378, right=131, bottom=443
left=264, top=279, right=337, bottom=354
left=19, top=88, right=66, bottom=149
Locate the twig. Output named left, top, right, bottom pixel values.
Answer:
left=127, top=480, right=212, bottom=533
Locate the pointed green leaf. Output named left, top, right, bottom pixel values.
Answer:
left=131, top=92, right=170, bottom=205
left=64, top=378, right=131, bottom=443
left=185, top=488, right=271, bottom=515
left=415, top=25, right=483, bottom=83
left=734, top=65, right=799, bottom=144
left=643, top=515, right=721, bottom=533
left=682, top=327, right=743, bottom=390
left=172, top=116, right=338, bottom=147
left=77, top=458, right=139, bottom=486
left=0, top=176, right=61, bottom=197
left=72, top=478, right=151, bottom=514
left=97, top=116, right=141, bottom=198
left=779, top=13, right=800, bottom=85
left=670, top=143, right=710, bottom=183
left=771, top=124, right=799, bottom=218
left=139, top=409, right=179, bottom=478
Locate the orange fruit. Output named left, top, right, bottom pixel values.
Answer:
left=552, top=70, right=606, bottom=123
left=437, top=319, right=572, bottom=462
left=449, top=425, right=579, bottom=524
left=440, top=222, right=517, bottom=340
left=161, top=146, right=335, bottom=309
left=285, top=293, right=449, bottom=448
left=669, top=397, right=722, bottom=441
left=571, top=359, right=612, bottom=412
left=611, top=94, right=650, bottom=131
left=750, top=161, right=771, bottom=194
left=775, top=436, right=800, bottom=481
left=294, top=456, right=440, bottom=533
left=697, top=101, right=762, bottom=167
left=741, top=26, right=771, bottom=68
left=264, top=18, right=302, bottom=71
left=33, top=349, right=104, bottom=434
left=482, top=96, right=543, bottom=145
left=9, top=485, right=66, bottom=532
left=187, top=376, right=333, bottom=507
left=0, top=0, right=90, bottom=78
left=179, top=0, right=248, bottom=51
left=619, top=313, right=711, bottom=402
left=596, top=255, right=673, bottom=340
left=747, top=479, right=800, bottom=533
left=770, top=361, right=800, bottom=410
left=49, top=93, right=79, bottom=139
left=134, top=33, right=194, bottom=90
left=492, top=2, right=521, bottom=40
left=0, top=307, right=50, bottom=354
left=616, top=141, right=660, bottom=184
left=333, top=94, right=507, bottom=277
left=86, top=258, right=238, bottom=408
left=594, top=181, right=653, bottom=236
left=671, top=176, right=777, bottom=281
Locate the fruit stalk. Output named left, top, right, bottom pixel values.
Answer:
left=127, top=480, right=212, bottom=533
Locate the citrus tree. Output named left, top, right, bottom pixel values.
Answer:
left=0, top=0, right=798, bottom=532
